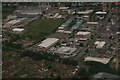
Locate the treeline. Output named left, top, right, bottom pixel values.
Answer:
left=85, top=61, right=118, bottom=75
left=20, top=50, right=60, bottom=61
left=20, top=50, right=78, bottom=66
left=3, top=41, right=23, bottom=49
left=76, top=61, right=119, bottom=78
left=61, top=58, right=78, bottom=66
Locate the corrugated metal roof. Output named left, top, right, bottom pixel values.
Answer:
left=38, top=38, right=59, bottom=48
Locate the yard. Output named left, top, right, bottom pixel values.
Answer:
left=23, top=18, right=65, bottom=41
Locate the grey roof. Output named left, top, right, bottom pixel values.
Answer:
left=94, top=72, right=120, bottom=78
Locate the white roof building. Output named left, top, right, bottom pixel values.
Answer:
left=87, top=22, right=99, bottom=25
left=38, top=38, right=59, bottom=48
left=76, top=31, right=90, bottom=35
left=12, top=28, right=24, bottom=32
left=77, top=11, right=90, bottom=14
left=95, top=11, right=107, bottom=15
left=57, top=30, right=72, bottom=34
left=84, top=56, right=110, bottom=64
left=94, top=41, right=106, bottom=48
left=7, top=18, right=25, bottom=25
left=59, top=7, right=69, bottom=10
left=55, top=46, right=76, bottom=55
left=57, top=15, right=62, bottom=18
left=77, top=10, right=93, bottom=14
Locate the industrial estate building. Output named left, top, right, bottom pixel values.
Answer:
left=12, top=28, right=24, bottom=33
left=38, top=38, right=59, bottom=49
left=54, top=46, right=76, bottom=56
left=84, top=56, right=110, bottom=64
left=94, top=41, right=106, bottom=48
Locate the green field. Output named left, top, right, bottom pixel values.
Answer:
left=2, top=6, right=17, bottom=19
left=23, top=19, right=65, bottom=40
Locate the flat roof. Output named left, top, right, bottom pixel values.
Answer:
left=12, top=28, right=24, bottom=32
left=95, top=41, right=106, bottom=48
left=95, top=11, right=107, bottom=14
left=94, top=72, right=120, bottom=78
left=76, top=31, right=90, bottom=35
left=38, top=38, right=59, bottom=48
left=7, top=18, right=24, bottom=25
left=84, top=56, right=110, bottom=64
left=55, top=46, right=76, bottom=55
left=77, top=11, right=90, bottom=14
left=59, top=7, right=69, bottom=9
left=61, top=17, right=74, bottom=27
left=87, top=22, right=99, bottom=24
left=72, top=23, right=81, bottom=29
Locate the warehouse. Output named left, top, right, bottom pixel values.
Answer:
left=12, top=28, right=24, bottom=33
left=7, top=18, right=25, bottom=25
left=38, top=38, right=59, bottom=49
left=87, top=22, right=99, bottom=25
left=18, top=6, right=44, bottom=15
left=94, top=41, right=106, bottom=48
left=59, top=17, right=75, bottom=29
left=54, top=46, right=76, bottom=55
left=76, top=31, right=90, bottom=41
left=57, top=30, right=72, bottom=34
left=71, top=23, right=81, bottom=29
left=84, top=56, right=110, bottom=64
left=59, top=7, right=69, bottom=10
left=93, top=72, right=120, bottom=78
left=77, top=10, right=93, bottom=14
left=76, top=31, right=90, bottom=35
left=95, top=11, right=107, bottom=15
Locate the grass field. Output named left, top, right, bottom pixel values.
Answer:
left=23, top=19, right=65, bottom=40
left=2, top=6, right=17, bottom=19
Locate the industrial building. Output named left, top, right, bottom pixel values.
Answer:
left=94, top=41, right=106, bottom=48
left=59, top=7, right=69, bottom=10
left=7, top=18, right=25, bottom=26
left=38, top=38, right=59, bottom=49
left=84, top=56, right=110, bottom=64
left=12, top=28, right=24, bottom=33
left=76, top=10, right=93, bottom=15
left=71, top=19, right=84, bottom=29
left=76, top=31, right=90, bottom=41
left=87, top=22, right=99, bottom=25
left=93, top=72, right=120, bottom=78
left=54, top=46, right=76, bottom=56
left=95, top=11, right=107, bottom=15
left=58, top=17, right=75, bottom=30
left=18, top=6, right=44, bottom=15
left=57, top=30, right=72, bottom=34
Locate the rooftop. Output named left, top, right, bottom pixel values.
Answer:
left=76, top=31, right=90, bottom=35
left=38, top=38, right=59, bottom=48
left=94, top=72, right=120, bottom=78
left=84, top=56, right=110, bottom=64
left=12, top=28, right=24, bottom=32
left=95, top=41, right=106, bottom=48
left=55, top=46, right=76, bottom=55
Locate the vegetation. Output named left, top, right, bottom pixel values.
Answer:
left=20, top=50, right=78, bottom=66
left=14, top=69, right=28, bottom=77
left=23, top=19, right=64, bottom=41
left=2, top=5, right=17, bottom=19
left=3, top=41, right=23, bottom=49
left=86, top=61, right=118, bottom=76
left=20, top=50, right=60, bottom=61
left=61, top=58, right=78, bottom=66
